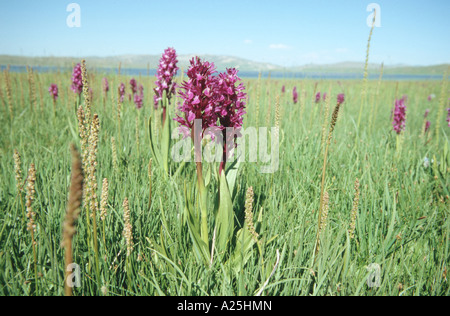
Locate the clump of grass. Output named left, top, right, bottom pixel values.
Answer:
left=1, top=69, right=450, bottom=296
left=62, top=144, right=84, bottom=297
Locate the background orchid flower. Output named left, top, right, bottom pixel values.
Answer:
left=70, top=63, right=83, bottom=95
left=154, top=47, right=179, bottom=109
left=392, top=97, right=407, bottom=134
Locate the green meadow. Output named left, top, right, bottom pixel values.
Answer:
left=0, top=66, right=448, bottom=296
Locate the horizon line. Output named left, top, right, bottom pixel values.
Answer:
left=0, top=53, right=449, bottom=69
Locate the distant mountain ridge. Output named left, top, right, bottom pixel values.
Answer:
left=290, top=62, right=449, bottom=76
left=0, top=54, right=448, bottom=76
left=0, top=54, right=280, bottom=72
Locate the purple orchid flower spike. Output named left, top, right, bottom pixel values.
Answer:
left=176, top=56, right=219, bottom=140
left=293, top=87, right=298, bottom=104
left=130, top=78, right=137, bottom=95
left=118, top=83, right=126, bottom=102
left=48, top=84, right=58, bottom=102
left=102, top=77, right=109, bottom=95
left=315, top=92, right=321, bottom=103
left=154, top=47, right=179, bottom=109
left=425, top=121, right=431, bottom=133
left=337, top=93, right=345, bottom=105
left=447, top=108, right=450, bottom=128
left=392, top=97, right=407, bottom=134
left=134, top=84, right=144, bottom=109
left=71, top=63, right=83, bottom=95
left=214, top=68, right=247, bottom=175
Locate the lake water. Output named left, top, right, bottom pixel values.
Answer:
left=0, top=65, right=443, bottom=81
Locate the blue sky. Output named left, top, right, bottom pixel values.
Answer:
left=0, top=0, right=449, bottom=66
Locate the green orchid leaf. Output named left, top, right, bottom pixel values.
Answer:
left=215, top=172, right=234, bottom=255
left=161, top=110, right=171, bottom=175
left=225, top=157, right=241, bottom=201
left=148, top=116, right=162, bottom=169
left=183, top=181, right=210, bottom=266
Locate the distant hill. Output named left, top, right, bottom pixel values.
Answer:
left=289, top=62, right=449, bottom=76
left=0, top=54, right=280, bottom=72
left=0, top=54, right=448, bottom=76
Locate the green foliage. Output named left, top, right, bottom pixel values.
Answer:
left=0, top=69, right=448, bottom=296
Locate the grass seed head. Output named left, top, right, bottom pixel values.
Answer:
left=244, top=187, right=259, bottom=243
left=100, top=178, right=109, bottom=221
left=349, top=178, right=360, bottom=239
left=13, top=149, right=23, bottom=193
left=123, top=197, right=133, bottom=257
left=25, top=163, right=37, bottom=234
